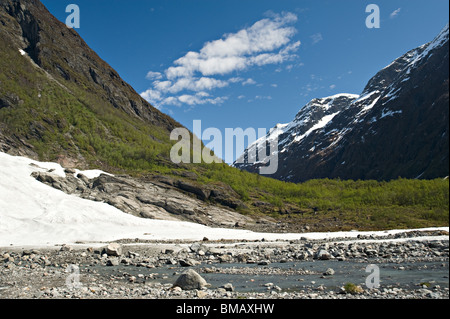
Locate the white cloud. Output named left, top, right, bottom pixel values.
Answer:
left=310, top=33, right=323, bottom=45
left=242, top=78, right=257, bottom=86
left=390, top=8, right=401, bottom=19
left=177, top=93, right=228, bottom=106
left=329, top=84, right=336, bottom=90
left=255, top=95, right=272, bottom=100
left=271, top=84, right=278, bottom=88
left=161, top=77, right=229, bottom=94
left=145, top=71, right=163, bottom=80
left=140, top=12, right=300, bottom=107
left=229, top=77, right=244, bottom=83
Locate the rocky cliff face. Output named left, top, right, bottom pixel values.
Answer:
left=29, top=167, right=255, bottom=229
left=235, top=24, right=449, bottom=182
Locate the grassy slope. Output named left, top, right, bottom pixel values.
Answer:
left=191, top=163, right=449, bottom=231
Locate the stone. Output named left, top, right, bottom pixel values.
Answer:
left=316, top=250, right=332, bottom=260
left=208, top=248, right=222, bottom=256
left=172, top=286, right=182, bottom=293
left=106, top=258, right=119, bottom=266
left=190, top=243, right=207, bottom=253
left=221, top=283, right=234, bottom=292
left=60, top=245, right=73, bottom=252
left=218, top=254, right=233, bottom=263
left=324, top=268, right=335, bottom=276
left=196, top=290, right=208, bottom=298
left=179, top=258, right=199, bottom=267
left=173, top=269, right=209, bottom=290
left=106, top=243, right=122, bottom=257
left=236, top=253, right=249, bottom=262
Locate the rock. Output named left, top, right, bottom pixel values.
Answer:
left=190, top=243, right=207, bottom=253
left=165, top=258, right=177, bottom=265
left=237, top=253, right=250, bottom=262
left=106, top=258, right=119, bottom=266
left=172, top=286, right=182, bottom=293
left=106, top=243, right=122, bottom=257
left=179, top=258, right=200, bottom=267
left=60, top=245, right=73, bottom=252
left=176, top=181, right=211, bottom=200
left=316, top=250, right=332, bottom=260
left=173, top=269, right=209, bottom=290
left=258, top=260, right=270, bottom=266
left=64, top=168, right=76, bottom=174
left=221, top=283, right=234, bottom=292
left=324, top=268, right=335, bottom=276
left=218, top=254, right=233, bottom=263
left=196, top=290, right=208, bottom=298
left=208, top=248, right=222, bottom=256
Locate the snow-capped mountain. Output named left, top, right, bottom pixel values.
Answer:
left=234, top=24, right=449, bottom=182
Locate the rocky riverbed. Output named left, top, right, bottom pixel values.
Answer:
left=1, top=230, right=448, bottom=299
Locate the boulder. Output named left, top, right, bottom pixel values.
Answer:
left=105, top=243, right=123, bottom=257
left=173, top=269, right=209, bottom=290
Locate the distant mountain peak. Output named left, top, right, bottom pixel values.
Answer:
left=235, top=24, right=449, bottom=182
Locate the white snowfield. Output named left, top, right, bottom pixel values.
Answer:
left=0, top=151, right=448, bottom=248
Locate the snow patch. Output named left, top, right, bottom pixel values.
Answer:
left=294, top=112, right=340, bottom=143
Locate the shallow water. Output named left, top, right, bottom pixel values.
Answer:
left=87, top=260, right=449, bottom=293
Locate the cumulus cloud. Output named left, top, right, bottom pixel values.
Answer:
left=145, top=71, right=163, bottom=80
left=140, top=12, right=300, bottom=107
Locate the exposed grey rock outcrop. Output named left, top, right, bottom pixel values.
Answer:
left=30, top=168, right=256, bottom=228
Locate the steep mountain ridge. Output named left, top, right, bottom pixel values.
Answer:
left=0, top=0, right=180, bottom=169
left=235, top=24, right=449, bottom=182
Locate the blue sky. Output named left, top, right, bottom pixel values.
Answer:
left=41, top=0, right=449, bottom=161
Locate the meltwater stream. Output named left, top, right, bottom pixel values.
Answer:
left=88, top=260, right=449, bottom=293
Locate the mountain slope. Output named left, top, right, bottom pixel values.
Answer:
left=235, top=24, right=449, bottom=182
left=0, top=0, right=181, bottom=170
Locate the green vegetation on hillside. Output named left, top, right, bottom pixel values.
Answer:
left=190, top=163, right=449, bottom=231
left=0, top=41, right=176, bottom=173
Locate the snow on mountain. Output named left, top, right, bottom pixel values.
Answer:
left=234, top=24, right=449, bottom=182
left=234, top=93, right=359, bottom=168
